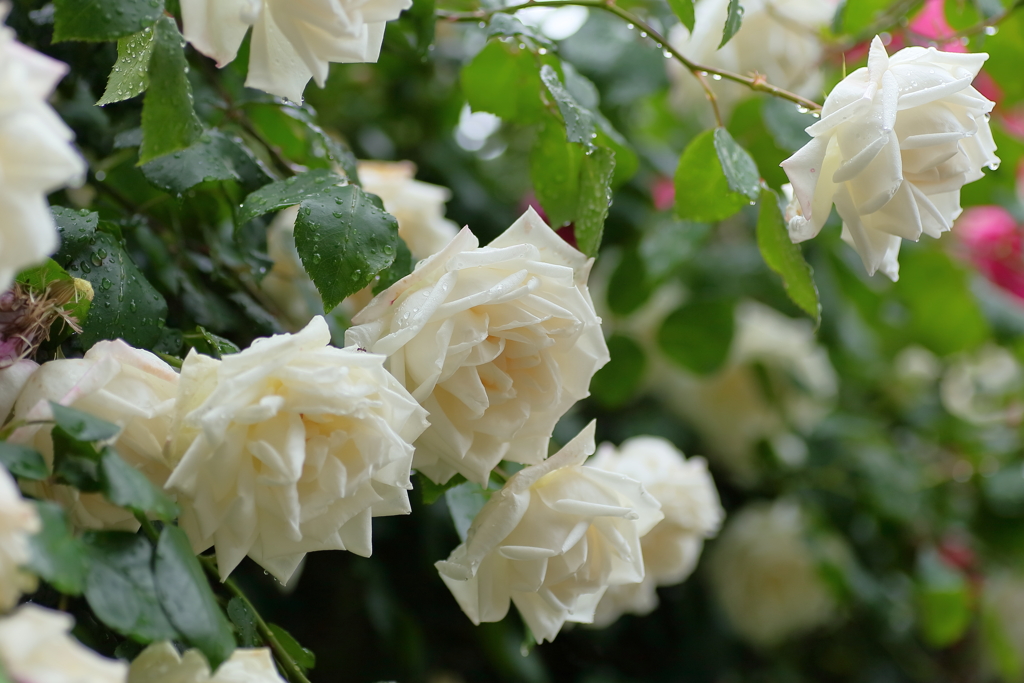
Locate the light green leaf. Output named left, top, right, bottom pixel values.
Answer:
left=139, top=17, right=203, bottom=164
left=575, top=146, right=616, bottom=257
left=417, top=472, right=468, bottom=505
left=674, top=129, right=751, bottom=222
left=668, top=0, right=696, bottom=31
left=461, top=40, right=548, bottom=124
left=713, top=127, right=760, bottom=200
left=755, top=188, right=820, bottom=323
left=658, top=300, right=735, bottom=375
left=238, top=169, right=345, bottom=225
left=97, top=27, right=156, bottom=106
left=53, top=0, right=164, bottom=42
left=267, top=624, right=316, bottom=670
left=530, top=119, right=583, bottom=228
left=719, top=0, right=744, bottom=48
left=27, top=501, right=90, bottom=596
left=539, top=64, right=595, bottom=144
left=916, top=549, right=972, bottom=648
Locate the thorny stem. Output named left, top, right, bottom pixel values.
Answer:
left=134, top=516, right=312, bottom=683
left=438, top=0, right=823, bottom=119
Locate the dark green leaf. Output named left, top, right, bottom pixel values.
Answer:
left=52, top=207, right=98, bottom=257
left=99, top=448, right=178, bottom=521
left=97, top=27, right=156, bottom=106
left=445, top=480, right=495, bottom=542
left=761, top=97, right=815, bottom=152
left=756, top=188, right=820, bottom=323
left=53, top=0, right=164, bottom=42
left=530, top=119, right=583, bottom=228
left=719, top=0, right=744, bottom=48
left=142, top=130, right=275, bottom=194
left=153, top=525, right=236, bottom=669
left=461, top=40, right=548, bottom=124
left=0, top=442, right=49, bottom=480
left=417, top=472, right=467, bottom=505
left=268, top=623, right=316, bottom=670
left=16, top=259, right=73, bottom=293
left=227, top=597, right=260, bottom=648
left=238, top=169, right=345, bottom=225
left=293, top=185, right=399, bottom=311
left=50, top=402, right=120, bottom=442
left=52, top=426, right=104, bottom=492
left=658, top=300, right=735, bottom=375
left=713, top=128, right=760, bottom=200
left=27, top=501, right=89, bottom=596
left=575, top=146, right=616, bottom=257
left=373, top=239, right=413, bottom=295
left=668, top=0, right=696, bottom=31
left=139, top=17, right=203, bottom=164
left=607, top=247, right=653, bottom=316
left=539, top=64, right=595, bottom=144
left=590, top=335, right=646, bottom=409
left=82, top=531, right=179, bottom=642
left=183, top=326, right=241, bottom=359
left=674, top=129, right=751, bottom=222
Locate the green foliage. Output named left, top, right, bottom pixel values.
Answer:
left=53, top=0, right=164, bottom=42
left=668, top=0, right=696, bottom=32
left=590, top=335, right=647, bottom=408
left=916, top=550, right=972, bottom=648
left=27, top=502, right=89, bottom=596
left=0, top=442, right=48, bottom=480
left=227, top=598, right=261, bottom=648
left=575, top=147, right=616, bottom=256
left=417, top=472, right=468, bottom=505
left=984, top=11, right=1024, bottom=105
left=530, top=119, right=583, bottom=228
left=238, top=169, right=346, bottom=225
left=97, top=27, right=156, bottom=106
left=49, top=401, right=120, bottom=442
left=540, top=65, right=595, bottom=144
left=461, top=41, right=548, bottom=124
left=756, top=188, right=820, bottom=323
left=268, top=623, right=317, bottom=670
left=719, top=0, right=745, bottom=48
left=445, top=480, right=496, bottom=542
left=675, top=129, right=756, bottom=222
left=139, top=17, right=203, bottom=164
left=838, top=0, right=892, bottom=35
left=141, top=130, right=275, bottom=194
left=99, top=449, right=178, bottom=521
left=658, top=299, right=735, bottom=375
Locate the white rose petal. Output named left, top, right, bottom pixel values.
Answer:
left=587, top=437, right=723, bottom=626
left=9, top=340, right=179, bottom=531
left=0, top=359, right=38, bottom=422
left=0, top=604, right=127, bottom=682
left=0, top=8, right=86, bottom=292
left=0, top=466, right=40, bottom=612
left=708, top=500, right=837, bottom=646
left=435, top=422, right=663, bottom=643
left=181, top=0, right=412, bottom=102
left=129, top=641, right=286, bottom=683
left=346, top=207, right=610, bottom=485
left=782, top=36, right=999, bottom=280
left=166, top=315, right=428, bottom=583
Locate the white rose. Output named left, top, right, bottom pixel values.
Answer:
left=346, top=207, right=610, bottom=485
left=941, top=344, right=1024, bottom=425
left=435, top=422, right=663, bottom=643
left=9, top=340, right=179, bottom=531
left=166, top=315, right=428, bottom=583
left=0, top=359, right=38, bottom=423
left=782, top=37, right=999, bottom=281
left=129, top=641, right=285, bottom=683
left=654, top=300, right=837, bottom=485
left=708, top=500, right=837, bottom=646
left=587, top=437, right=723, bottom=626
left=181, top=0, right=411, bottom=102
left=0, top=466, right=40, bottom=612
left=668, top=0, right=837, bottom=119
left=0, top=604, right=127, bottom=682
left=0, top=9, right=86, bottom=292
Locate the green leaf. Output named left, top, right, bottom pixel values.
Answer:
left=575, top=146, right=616, bottom=257
left=61, top=230, right=168, bottom=349
left=183, top=326, right=241, bottom=359
left=139, top=17, right=203, bottom=164
left=50, top=401, right=120, bottom=442
left=530, top=119, right=583, bottom=228
left=82, top=531, right=180, bottom=643
left=916, top=549, right=972, bottom=648
left=539, top=64, right=595, bottom=144
left=461, top=40, right=548, bottom=124
left=99, top=448, right=179, bottom=521
left=267, top=624, right=316, bottom=670
left=719, top=0, right=744, bottom=48
left=373, top=239, right=413, bottom=295
left=226, top=597, right=260, bottom=648
left=27, top=501, right=90, bottom=596
left=417, top=472, right=467, bottom=505
left=0, top=442, right=49, bottom=481
left=53, top=0, right=164, bottom=42
left=153, top=525, right=236, bottom=669
left=755, top=188, right=820, bottom=323
left=837, top=0, right=890, bottom=35
left=445, top=480, right=495, bottom=542
left=639, top=218, right=711, bottom=281
left=293, top=185, right=400, bottom=311
left=607, top=247, right=653, bottom=316
left=674, top=129, right=751, bottom=223
left=52, top=426, right=104, bottom=492
left=713, top=128, right=760, bottom=201
left=668, top=0, right=696, bottom=31
left=486, top=14, right=553, bottom=46
left=16, top=259, right=73, bottom=293
left=658, top=300, right=735, bottom=375
left=142, top=130, right=275, bottom=194
left=590, top=335, right=647, bottom=409
left=761, top=97, right=814, bottom=152
left=238, top=169, right=345, bottom=225
left=97, top=27, right=157, bottom=106
left=52, top=207, right=99, bottom=256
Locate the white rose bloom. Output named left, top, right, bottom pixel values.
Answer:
left=129, top=641, right=285, bottom=683
left=166, top=315, right=428, bottom=583
left=782, top=37, right=999, bottom=281
left=0, top=359, right=38, bottom=422
left=0, top=466, right=40, bottom=612
left=346, top=208, right=610, bottom=485
left=8, top=340, right=179, bottom=531
left=655, top=300, right=837, bottom=485
left=941, top=345, right=1024, bottom=426
left=262, top=161, right=459, bottom=327
left=0, top=604, right=127, bottom=682
left=667, top=0, right=837, bottom=118
left=587, top=437, right=723, bottom=626
left=435, top=422, right=663, bottom=643
left=0, top=9, right=86, bottom=292
left=181, top=0, right=411, bottom=102
left=708, top=500, right=837, bottom=646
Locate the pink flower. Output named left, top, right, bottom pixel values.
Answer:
left=652, top=176, right=675, bottom=211
left=957, top=205, right=1024, bottom=300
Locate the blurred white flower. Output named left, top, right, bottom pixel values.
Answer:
left=708, top=500, right=837, bottom=646
left=9, top=340, right=179, bottom=531
left=0, top=9, right=86, bottom=292
left=782, top=37, right=999, bottom=280
left=941, top=344, right=1024, bottom=426
left=588, top=437, right=723, bottom=626
left=346, top=208, right=609, bottom=486
left=516, top=6, right=589, bottom=41
left=129, top=641, right=285, bottom=683
left=0, top=604, right=127, bottom=682
left=262, top=205, right=326, bottom=329
left=668, top=0, right=837, bottom=119
left=0, top=466, right=39, bottom=612
left=435, top=422, right=663, bottom=643
left=655, top=300, right=837, bottom=485
left=166, top=315, right=428, bottom=583
left=180, top=0, right=411, bottom=102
